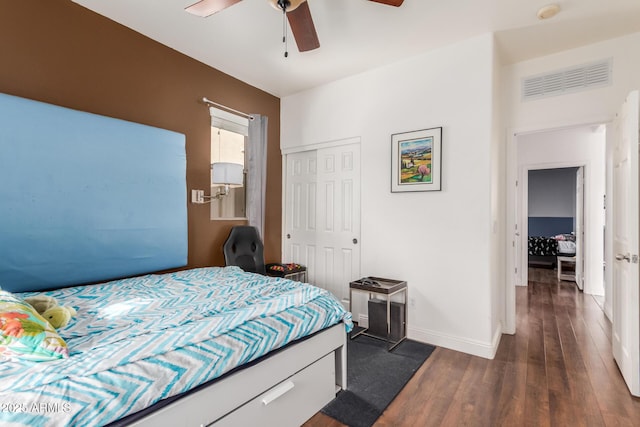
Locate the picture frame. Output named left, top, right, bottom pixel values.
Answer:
left=391, top=127, right=442, bottom=193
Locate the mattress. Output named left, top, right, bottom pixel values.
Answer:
left=0, top=267, right=352, bottom=427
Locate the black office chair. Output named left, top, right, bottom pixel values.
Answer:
left=223, top=226, right=266, bottom=275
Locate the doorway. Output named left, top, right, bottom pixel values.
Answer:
left=514, top=125, right=606, bottom=296
left=524, top=166, right=584, bottom=289
left=506, top=123, right=607, bottom=335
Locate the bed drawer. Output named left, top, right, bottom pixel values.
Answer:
left=213, top=353, right=335, bottom=427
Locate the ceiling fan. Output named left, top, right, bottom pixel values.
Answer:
left=185, top=0, right=405, bottom=53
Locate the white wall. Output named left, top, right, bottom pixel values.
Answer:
left=281, top=34, right=500, bottom=358
left=503, top=32, right=640, bottom=321
left=503, top=32, right=640, bottom=130
left=281, top=30, right=640, bottom=357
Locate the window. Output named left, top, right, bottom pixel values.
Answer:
left=209, top=108, right=248, bottom=220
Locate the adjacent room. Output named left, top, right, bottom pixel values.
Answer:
left=1, top=1, right=640, bottom=426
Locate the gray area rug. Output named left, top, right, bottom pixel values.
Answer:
left=321, top=333, right=435, bottom=427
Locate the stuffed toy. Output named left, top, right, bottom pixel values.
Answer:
left=24, top=295, right=58, bottom=314
left=41, top=306, right=77, bottom=329
left=24, top=295, right=77, bottom=329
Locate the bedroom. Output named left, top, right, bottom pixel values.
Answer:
left=1, top=0, right=640, bottom=425
left=526, top=167, right=581, bottom=272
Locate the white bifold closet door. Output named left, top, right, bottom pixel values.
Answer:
left=284, top=142, right=361, bottom=303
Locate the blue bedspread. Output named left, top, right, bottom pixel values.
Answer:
left=0, top=267, right=352, bottom=427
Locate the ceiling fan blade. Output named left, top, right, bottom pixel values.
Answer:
left=368, top=0, right=404, bottom=6
left=185, top=0, right=242, bottom=17
left=287, top=1, right=320, bottom=52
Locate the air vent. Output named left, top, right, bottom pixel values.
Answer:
left=522, top=58, right=612, bottom=101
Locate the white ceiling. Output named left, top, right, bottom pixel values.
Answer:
left=72, top=0, right=640, bottom=97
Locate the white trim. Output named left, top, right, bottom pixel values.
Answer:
left=358, top=313, right=369, bottom=328
left=408, top=324, right=502, bottom=360
left=505, top=131, right=517, bottom=334
left=359, top=318, right=502, bottom=359
left=280, top=136, right=361, bottom=155
left=280, top=153, right=287, bottom=262
left=519, top=164, right=529, bottom=286
left=520, top=160, right=589, bottom=288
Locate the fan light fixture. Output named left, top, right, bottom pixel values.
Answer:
left=185, top=0, right=243, bottom=17
left=211, top=162, right=244, bottom=199
left=269, top=0, right=305, bottom=12
left=537, top=4, right=561, bottom=20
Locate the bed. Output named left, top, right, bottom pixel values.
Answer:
left=528, top=217, right=576, bottom=267
left=0, top=267, right=352, bottom=427
left=0, top=93, right=351, bottom=427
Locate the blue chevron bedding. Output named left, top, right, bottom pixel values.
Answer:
left=0, top=267, right=352, bottom=427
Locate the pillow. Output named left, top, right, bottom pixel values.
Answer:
left=0, top=290, right=69, bottom=362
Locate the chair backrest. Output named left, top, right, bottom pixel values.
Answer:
left=223, top=226, right=266, bottom=274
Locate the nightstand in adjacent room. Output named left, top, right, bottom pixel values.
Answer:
left=557, top=256, right=576, bottom=282
left=349, top=277, right=407, bottom=350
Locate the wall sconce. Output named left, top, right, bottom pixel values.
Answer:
left=192, top=162, right=244, bottom=204
left=190, top=161, right=245, bottom=204
left=211, top=162, right=244, bottom=199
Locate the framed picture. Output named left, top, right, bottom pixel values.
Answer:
left=391, top=127, right=442, bottom=193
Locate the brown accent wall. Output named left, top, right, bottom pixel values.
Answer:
left=0, top=0, right=282, bottom=268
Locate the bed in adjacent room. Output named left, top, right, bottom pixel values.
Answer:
left=0, top=93, right=351, bottom=427
left=527, top=217, right=576, bottom=267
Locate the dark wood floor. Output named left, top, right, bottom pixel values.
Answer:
left=305, top=268, right=640, bottom=426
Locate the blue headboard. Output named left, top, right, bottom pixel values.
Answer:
left=528, top=216, right=574, bottom=237
left=0, top=93, right=187, bottom=292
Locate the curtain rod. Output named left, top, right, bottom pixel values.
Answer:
left=201, top=97, right=254, bottom=120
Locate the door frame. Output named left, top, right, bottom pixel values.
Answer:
left=505, top=118, right=611, bottom=334
left=518, top=161, right=587, bottom=288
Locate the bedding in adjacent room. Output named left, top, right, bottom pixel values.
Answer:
left=557, top=240, right=577, bottom=255
left=528, top=236, right=559, bottom=257
left=0, top=267, right=352, bottom=427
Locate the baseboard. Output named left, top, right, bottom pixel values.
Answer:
left=357, top=315, right=503, bottom=359
left=489, top=324, right=502, bottom=359
left=408, top=324, right=502, bottom=360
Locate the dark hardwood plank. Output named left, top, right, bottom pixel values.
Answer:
left=522, top=276, right=551, bottom=427
left=302, top=267, right=640, bottom=427
left=303, top=412, right=346, bottom=427
left=552, top=279, right=606, bottom=426
left=376, top=349, right=471, bottom=427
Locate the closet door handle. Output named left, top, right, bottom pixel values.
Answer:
left=616, top=253, right=631, bottom=262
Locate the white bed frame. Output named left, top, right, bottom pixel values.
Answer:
left=127, top=323, right=347, bottom=427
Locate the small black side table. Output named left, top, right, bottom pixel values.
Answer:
left=349, top=277, right=408, bottom=350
